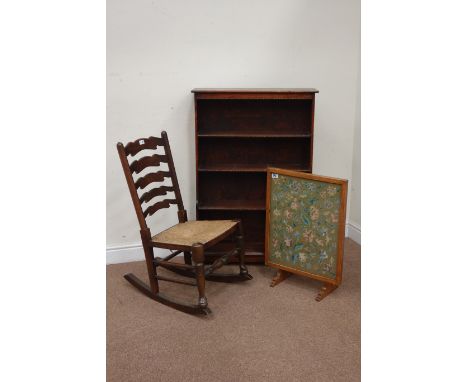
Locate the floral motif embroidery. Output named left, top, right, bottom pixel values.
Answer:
left=269, top=174, right=342, bottom=279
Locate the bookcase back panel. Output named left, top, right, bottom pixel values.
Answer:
left=197, top=99, right=312, bottom=136
left=198, top=137, right=311, bottom=171
left=198, top=172, right=266, bottom=209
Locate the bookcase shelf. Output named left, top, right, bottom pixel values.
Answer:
left=198, top=164, right=309, bottom=173
left=192, top=89, right=318, bottom=264
left=198, top=133, right=311, bottom=138
left=198, top=199, right=266, bottom=211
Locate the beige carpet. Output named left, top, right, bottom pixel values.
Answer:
left=107, top=239, right=360, bottom=382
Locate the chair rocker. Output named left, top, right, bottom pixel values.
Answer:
left=117, top=131, right=253, bottom=315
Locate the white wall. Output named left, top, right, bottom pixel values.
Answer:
left=348, top=62, right=361, bottom=243
left=107, top=0, right=361, bottom=250
left=350, top=64, right=361, bottom=225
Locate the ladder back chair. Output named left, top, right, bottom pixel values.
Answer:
left=117, top=131, right=252, bottom=315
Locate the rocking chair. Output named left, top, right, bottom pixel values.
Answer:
left=117, top=131, right=253, bottom=315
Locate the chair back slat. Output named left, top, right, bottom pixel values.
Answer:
left=129, top=154, right=168, bottom=174
left=139, top=186, right=175, bottom=204
left=134, top=171, right=171, bottom=190
left=143, top=199, right=178, bottom=217
left=117, top=131, right=186, bottom=232
left=125, top=136, right=165, bottom=157
left=130, top=154, right=167, bottom=174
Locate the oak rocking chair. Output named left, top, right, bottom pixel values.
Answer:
left=117, top=131, right=253, bottom=315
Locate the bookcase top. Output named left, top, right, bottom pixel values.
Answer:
left=192, top=88, right=319, bottom=93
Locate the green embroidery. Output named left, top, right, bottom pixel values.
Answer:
left=269, top=174, right=341, bottom=279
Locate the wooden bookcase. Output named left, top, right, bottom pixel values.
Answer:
left=192, top=88, right=318, bottom=264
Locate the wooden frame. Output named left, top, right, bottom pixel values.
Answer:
left=116, top=131, right=252, bottom=315
left=265, top=167, right=348, bottom=301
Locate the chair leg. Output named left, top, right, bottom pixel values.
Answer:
left=141, top=229, right=159, bottom=294
left=191, top=243, right=208, bottom=309
left=183, top=251, right=192, bottom=265
left=236, top=222, right=253, bottom=280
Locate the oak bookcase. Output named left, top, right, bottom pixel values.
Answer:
left=192, top=88, right=318, bottom=264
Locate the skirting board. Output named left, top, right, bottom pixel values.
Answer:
left=106, top=244, right=176, bottom=265
left=107, top=222, right=361, bottom=264
left=106, top=244, right=145, bottom=265
left=346, top=221, right=361, bottom=245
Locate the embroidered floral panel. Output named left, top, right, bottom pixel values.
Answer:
left=269, top=173, right=342, bottom=279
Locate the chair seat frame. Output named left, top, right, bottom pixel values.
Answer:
left=117, top=131, right=252, bottom=315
